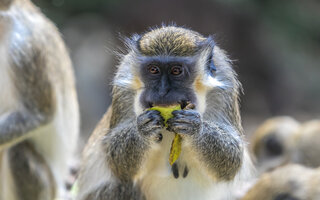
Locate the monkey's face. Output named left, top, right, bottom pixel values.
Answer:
left=114, top=26, right=231, bottom=116
left=138, top=57, right=198, bottom=109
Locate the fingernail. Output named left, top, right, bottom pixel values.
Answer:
left=156, top=133, right=163, bottom=142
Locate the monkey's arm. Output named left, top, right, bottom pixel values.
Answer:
left=193, top=122, right=242, bottom=180
left=0, top=109, right=53, bottom=147
left=77, top=111, right=148, bottom=200
left=167, top=110, right=242, bottom=181
left=103, top=110, right=164, bottom=181
left=0, top=50, right=55, bottom=149
left=103, top=121, right=149, bottom=181
left=82, top=181, right=146, bottom=200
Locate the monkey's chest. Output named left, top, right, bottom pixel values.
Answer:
left=142, top=130, right=189, bottom=178
left=138, top=130, right=218, bottom=200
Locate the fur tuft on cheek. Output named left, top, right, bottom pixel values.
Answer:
left=113, top=52, right=144, bottom=90
left=113, top=72, right=143, bottom=90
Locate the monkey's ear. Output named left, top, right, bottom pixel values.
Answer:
left=208, top=54, right=217, bottom=75
left=201, top=36, right=217, bottom=76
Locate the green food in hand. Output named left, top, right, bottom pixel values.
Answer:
left=148, top=104, right=182, bottom=165
left=169, top=134, right=182, bottom=165
left=148, top=104, right=181, bottom=125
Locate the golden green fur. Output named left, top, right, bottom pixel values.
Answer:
left=139, top=26, right=205, bottom=56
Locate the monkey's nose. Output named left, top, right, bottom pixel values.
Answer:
left=158, top=88, right=170, bottom=97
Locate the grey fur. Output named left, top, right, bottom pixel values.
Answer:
left=84, top=181, right=146, bottom=200
left=0, top=0, right=79, bottom=199
left=193, top=121, right=242, bottom=180
left=103, top=120, right=149, bottom=181
left=167, top=109, right=202, bottom=136
left=103, top=95, right=165, bottom=181
left=8, top=141, right=55, bottom=200
left=137, top=110, right=164, bottom=137
left=0, top=47, right=54, bottom=145
left=167, top=109, right=242, bottom=180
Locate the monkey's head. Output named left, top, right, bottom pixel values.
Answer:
left=250, top=116, right=301, bottom=174
left=114, top=25, right=240, bottom=123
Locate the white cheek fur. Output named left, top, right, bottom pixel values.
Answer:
left=134, top=89, right=144, bottom=116
left=195, top=90, right=207, bottom=115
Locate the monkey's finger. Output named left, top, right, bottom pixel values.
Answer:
left=168, top=115, right=200, bottom=124
left=150, top=118, right=165, bottom=127
left=168, top=126, right=193, bottom=135
left=145, top=109, right=162, bottom=117
left=137, top=115, right=153, bottom=125
left=137, top=110, right=163, bottom=124
left=141, top=124, right=163, bottom=136
left=167, top=122, right=194, bottom=135
left=172, top=110, right=201, bottom=118
left=167, top=115, right=201, bottom=127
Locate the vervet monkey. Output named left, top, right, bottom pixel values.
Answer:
left=77, top=25, right=253, bottom=200
left=241, top=164, right=320, bottom=200
left=0, top=0, right=79, bottom=199
left=250, top=116, right=301, bottom=173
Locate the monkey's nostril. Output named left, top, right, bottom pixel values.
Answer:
left=179, top=101, right=187, bottom=109
left=179, top=100, right=191, bottom=109
left=158, top=89, right=170, bottom=97
left=148, top=102, right=154, bottom=108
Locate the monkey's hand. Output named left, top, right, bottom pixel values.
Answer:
left=166, top=110, right=202, bottom=136
left=137, top=110, right=165, bottom=141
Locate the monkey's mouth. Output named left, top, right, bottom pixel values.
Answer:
left=147, top=100, right=194, bottom=110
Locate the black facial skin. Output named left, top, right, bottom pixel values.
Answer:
left=139, top=56, right=198, bottom=108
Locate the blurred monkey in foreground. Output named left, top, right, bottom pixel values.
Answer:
left=241, top=164, right=320, bottom=200
left=0, top=0, right=79, bottom=199
left=77, top=25, right=253, bottom=200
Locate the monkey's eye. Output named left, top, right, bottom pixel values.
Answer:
left=170, top=66, right=183, bottom=76
left=148, top=65, right=160, bottom=74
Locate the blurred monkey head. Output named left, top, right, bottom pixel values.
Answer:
left=251, top=116, right=300, bottom=173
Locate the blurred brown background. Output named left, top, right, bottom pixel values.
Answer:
left=32, top=0, right=320, bottom=146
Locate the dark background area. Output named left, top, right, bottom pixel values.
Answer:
left=32, top=0, right=320, bottom=145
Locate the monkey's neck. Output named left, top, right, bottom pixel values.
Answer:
left=204, top=89, right=242, bottom=134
